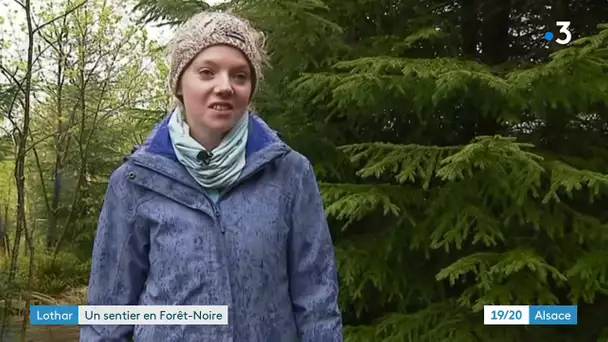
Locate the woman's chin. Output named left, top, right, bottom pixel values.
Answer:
left=207, top=109, right=232, bottom=119
left=203, top=119, right=236, bottom=133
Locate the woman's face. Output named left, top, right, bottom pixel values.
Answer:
left=178, top=45, right=252, bottom=136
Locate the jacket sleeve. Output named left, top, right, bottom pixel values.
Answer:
left=288, top=160, right=343, bottom=341
left=80, top=170, right=149, bottom=341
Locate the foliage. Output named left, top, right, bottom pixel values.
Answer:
left=134, top=0, right=211, bottom=26
left=0, top=0, right=167, bottom=324
left=8, top=0, right=171, bottom=254
left=310, top=27, right=608, bottom=342
left=0, top=249, right=90, bottom=297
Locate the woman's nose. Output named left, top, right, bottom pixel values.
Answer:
left=214, top=74, right=234, bottom=96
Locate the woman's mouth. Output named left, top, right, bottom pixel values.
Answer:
left=210, top=103, right=233, bottom=111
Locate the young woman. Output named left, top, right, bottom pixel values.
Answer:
left=81, top=11, right=343, bottom=342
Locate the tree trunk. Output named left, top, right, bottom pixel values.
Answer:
left=0, top=212, right=4, bottom=256
left=460, top=0, right=479, bottom=59
left=475, top=0, right=512, bottom=137
left=1, top=0, right=34, bottom=334
left=480, top=0, right=511, bottom=65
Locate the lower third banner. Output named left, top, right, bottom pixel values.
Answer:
left=483, top=305, right=577, bottom=325
left=29, top=305, right=229, bottom=325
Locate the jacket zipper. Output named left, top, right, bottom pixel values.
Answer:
left=211, top=153, right=287, bottom=342
left=213, top=203, right=224, bottom=234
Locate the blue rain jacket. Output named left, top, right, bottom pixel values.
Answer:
left=81, top=113, right=343, bottom=341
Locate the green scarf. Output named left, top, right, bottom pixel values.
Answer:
left=168, top=108, right=248, bottom=189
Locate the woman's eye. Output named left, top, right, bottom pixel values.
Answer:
left=199, top=69, right=214, bottom=77
left=234, top=73, right=249, bottom=82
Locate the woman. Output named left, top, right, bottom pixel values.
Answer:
left=81, top=11, right=343, bottom=342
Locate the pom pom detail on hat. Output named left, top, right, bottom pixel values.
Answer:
left=168, top=12, right=266, bottom=102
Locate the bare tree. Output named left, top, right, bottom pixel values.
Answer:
left=23, top=0, right=157, bottom=256
left=0, top=0, right=87, bottom=340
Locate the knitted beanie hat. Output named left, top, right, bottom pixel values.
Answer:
left=168, top=11, right=266, bottom=102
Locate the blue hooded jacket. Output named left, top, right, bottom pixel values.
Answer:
left=81, top=113, right=343, bottom=341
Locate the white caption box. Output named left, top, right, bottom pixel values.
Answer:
left=483, top=305, right=529, bottom=325
left=79, top=305, right=228, bottom=325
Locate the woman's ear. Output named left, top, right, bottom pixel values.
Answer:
left=171, top=96, right=184, bottom=112
left=174, top=83, right=184, bottom=108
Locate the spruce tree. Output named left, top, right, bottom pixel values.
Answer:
left=290, top=8, right=608, bottom=342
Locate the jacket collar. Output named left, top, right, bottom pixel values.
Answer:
left=128, top=111, right=290, bottom=192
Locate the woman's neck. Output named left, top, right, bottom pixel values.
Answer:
left=190, top=127, right=223, bottom=151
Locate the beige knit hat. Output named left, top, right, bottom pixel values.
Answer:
left=168, top=11, right=267, bottom=102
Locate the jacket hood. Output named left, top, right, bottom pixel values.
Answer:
left=127, top=110, right=290, bottom=190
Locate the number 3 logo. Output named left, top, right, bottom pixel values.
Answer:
left=556, top=21, right=572, bottom=44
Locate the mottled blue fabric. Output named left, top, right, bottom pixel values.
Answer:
left=81, top=113, right=343, bottom=341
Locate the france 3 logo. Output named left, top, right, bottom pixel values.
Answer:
left=543, top=21, right=572, bottom=45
